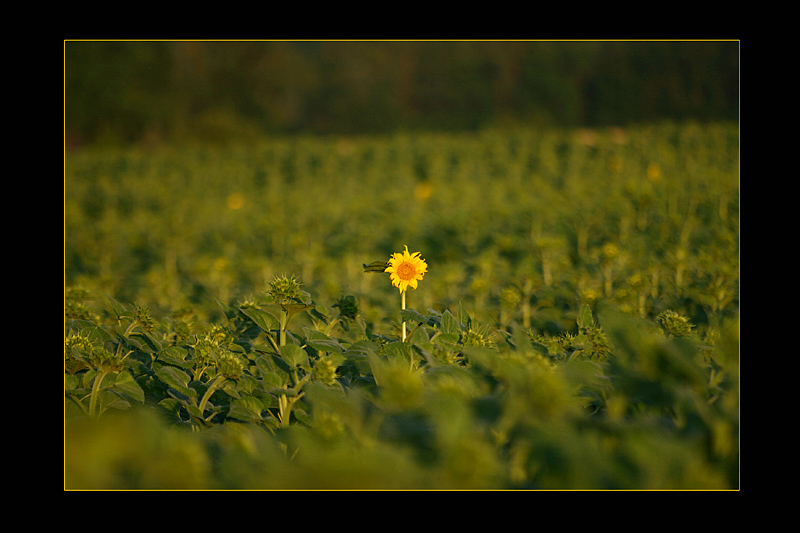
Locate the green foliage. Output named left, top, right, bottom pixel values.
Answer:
left=65, top=122, right=738, bottom=489
left=65, top=286, right=739, bottom=489
left=64, top=122, right=738, bottom=333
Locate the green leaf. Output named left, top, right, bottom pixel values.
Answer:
left=255, top=354, right=285, bottom=382
left=158, top=397, right=181, bottom=416
left=105, top=295, right=132, bottom=321
left=220, top=380, right=242, bottom=399
left=456, top=301, right=471, bottom=329
left=280, top=343, right=308, bottom=368
left=227, top=396, right=266, bottom=422
left=383, top=341, right=415, bottom=362
left=440, top=309, right=460, bottom=335
left=68, top=320, right=113, bottom=345
left=185, top=402, right=204, bottom=420
left=130, top=331, right=161, bottom=353
left=303, top=328, right=343, bottom=353
left=99, top=391, right=131, bottom=414
left=577, top=304, right=593, bottom=330
left=109, top=372, right=145, bottom=403
left=260, top=369, right=287, bottom=390
left=158, top=346, right=192, bottom=368
left=530, top=340, right=550, bottom=356
left=344, top=340, right=380, bottom=358
left=64, top=374, right=81, bottom=391
left=461, top=345, right=499, bottom=369
left=400, top=308, right=428, bottom=325
left=513, top=326, right=533, bottom=353
left=434, top=332, right=460, bottom=349
left=282, top=302, right=315, bottom=321
left=154, top=365, right=196, bottom=397
left=241, top=308, right=279, bottom=333
left=363, top=261, right=389, bottom=273
left=365, top=348, right=386, bottom=386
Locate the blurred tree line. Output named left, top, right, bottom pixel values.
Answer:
left=64, top=40, right=738, bottom=146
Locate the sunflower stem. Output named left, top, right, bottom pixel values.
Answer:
left=198, top=375, right=226, bottom=415
left=88, top=370, right=110, bottom=419
left=279, top=308, right=287, bottom=346
left=401, top=290, right=407, bottom=342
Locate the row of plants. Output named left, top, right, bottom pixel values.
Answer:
left=64, top=121, right=739, bottom=336
left=65, top=266, right=739, bottom=489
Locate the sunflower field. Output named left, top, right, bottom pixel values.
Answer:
left=64, top=121, right=739, bottom=490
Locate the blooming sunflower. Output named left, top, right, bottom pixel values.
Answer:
left=385, top=245, right=428, bottom=293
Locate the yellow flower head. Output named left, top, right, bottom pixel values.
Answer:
left=385, top=245, right=428, bottom=293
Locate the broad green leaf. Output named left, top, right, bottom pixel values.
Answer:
left=77, top=368, right=96, bottom=389
left=344, top=340, right=380, bottom=358
left=456, top=301, right=471, bottom=329
left=260, top=369, right=287, bottom=389
left=513, top=326, right=533, bottom=353
left=234, top=374, right=258, bottom=394
left=280, top=343, right=308, bottom=368
left=99, top=390, right=131, bottom=414
left=326, top=351, right=346, bottom=368
left=530, top=340, right=550, bottom=355
left=382, top=341, right=415, bottom=362
left=227, top=404, right=261, bottom=423
left=407, top=325, right=430, bottom=344
left=64, top=374, right=81, bottom=391
left=268, top=354, right=294, bottom=383
left=365, top=348, right=386, bottom=386
left=228, top=396, right=266, bottom=422
left=282, top=300, right=314, bottom=320
left=297, top=290, right=313, bottom=304
left=185, top=402, right=204, bottom=419
left=303, top=328, right=343, bottom=353
left=68, top=320, right=112, bottom=344
left=400, top=308, right=428, bottom=325
left=220, top=380, right=242, bottom=399
left=130, top=332, right=161, bottom=353
left=255, top=354, right=287, bottom=384
left=441, top=309, right=460, bottom=335
left=158, top=346, right=192, bottom=368
left=434, top=332, right=460, bottom=349
left=154, top=365, right=196, bottom=397
left=158, top=397, right=181, bottom=416
left=461, top=346, right=500, bottom=369
left=105, top=295, right=132, bottom=321
left=110, top=372, right=145, bottom=403
left=241, top=308, right=279, bottom=333
left=577, top=304, right=594, bottom=330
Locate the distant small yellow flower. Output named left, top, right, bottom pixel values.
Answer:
left=602, top=243, right=619, bottom=260
left=226, top=192, right=245, bottom=210
left=646, top=162, right=661, bottom=182
left=413, top=181, right=434, bottom=202
left=214, top=257, right=229, bottom=271
left=385, top=245, right=427, bottom=293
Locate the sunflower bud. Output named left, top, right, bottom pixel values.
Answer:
left=134, top=303, right=156, bottom=333
left=90, top=347, right=128, bottom=373
left=65, top=331, right=94, bottom=359
left=313, top=355, right=340, bottom=386
left=462, top=325, right=494, bottom=348
left=216, top=352, right=244, bottom=380
left=657, top=310, right=694, bottom=337
left=268, top=275, right=302, bottom=303
left=333, top=295, right=359, bottom=321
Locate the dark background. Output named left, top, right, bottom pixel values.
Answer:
left=64, top=40, right=739, bottom=146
